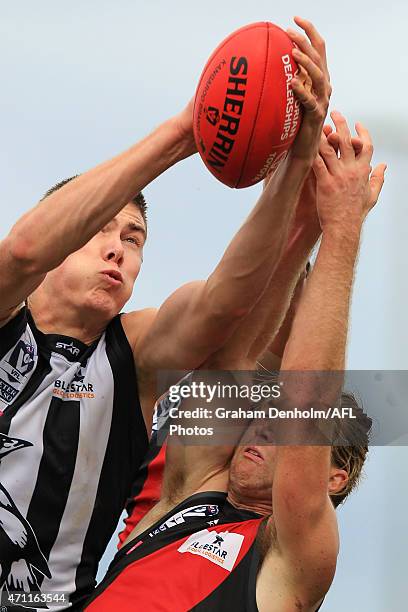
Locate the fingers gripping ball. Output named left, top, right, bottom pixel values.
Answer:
left=193, top=22, right=303, bottom=188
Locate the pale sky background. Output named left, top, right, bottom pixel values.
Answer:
left=1, top=1, right=407, bottom=610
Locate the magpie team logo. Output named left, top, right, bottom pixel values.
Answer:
left=0, top=433, right=51, bottom=606
left=205, top=106, right=220, bottom=126
left=153, top=372, right=193, bottom=433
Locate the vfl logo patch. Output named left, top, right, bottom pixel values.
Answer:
left=3, top=340, right=35, bottom=384
left=0, top=326, right=37, bottom=414
left=178, top=529, right=244, bottom=571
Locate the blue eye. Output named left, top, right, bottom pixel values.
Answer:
left=124, top=237, right=138, bottom=245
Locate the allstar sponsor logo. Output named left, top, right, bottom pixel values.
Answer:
left=178, top=528, right=244, bottom=571
left=52, top=366, right=95, bottom=400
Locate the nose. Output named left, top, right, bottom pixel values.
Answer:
left=253, top=425, right=273, bottom=444
left=102, top=238, right=124, bottom=266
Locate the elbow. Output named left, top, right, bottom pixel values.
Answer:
left=5, top=231, right=41, bottom=275
left=202, top=279, right=252, bottom=324
left=280, top=373, right=343, bottom=411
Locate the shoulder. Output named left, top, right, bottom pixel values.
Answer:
left=0, top=306, right=28, bottom=356
left=0, top=304, right=25, bottom=331
left=121, top=308, right=158, bottom=355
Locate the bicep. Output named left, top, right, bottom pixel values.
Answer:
left=156, top=370, right=246, bottom=496
left=138, top=281, right=241, bottom=371
left=271, top=451, right=339, bottom=590
left=260, top=504, right=338, bottom=609
left=0, top=237, right=46, bottom=324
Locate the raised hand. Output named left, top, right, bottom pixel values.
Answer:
left=286, top=17, right=332, bottom=162
left=313, top=111, right=386, bottom=233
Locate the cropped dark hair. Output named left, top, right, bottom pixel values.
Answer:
left=41, top=175, right=147, bottom=226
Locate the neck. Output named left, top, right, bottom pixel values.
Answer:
left=28, top=291, right=109, bottom=345
left=226, top=489, right=272, bottom=517
left=194, top=470, right=230, bottom=496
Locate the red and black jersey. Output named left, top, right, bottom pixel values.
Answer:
left=118, top=431, right=166, bottom=546
left=118, top=379, right=184, bottom=545
left=87, top=492, right=264, bottom=611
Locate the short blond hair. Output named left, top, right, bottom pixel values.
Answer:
left=330, top=392, right=372, bottom=508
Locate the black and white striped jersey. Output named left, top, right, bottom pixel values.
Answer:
left=0, top=307, right=148, bottom=610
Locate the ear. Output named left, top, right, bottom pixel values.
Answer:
left=328, top=467, right=349, bottom=496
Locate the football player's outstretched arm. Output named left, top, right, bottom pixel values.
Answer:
left=136, top=18, right=332, bottom=375
left=0, top=103, right=196, bottom=326
left=260, top=115, right=386, bottom=608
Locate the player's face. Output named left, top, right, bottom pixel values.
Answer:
left=229, top=420, right=349, bottom=511
left=47, top=203, right=146, bottom=318
left=228, top=421, right=277, bottom=510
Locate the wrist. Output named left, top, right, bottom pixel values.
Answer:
left=269, top=151, right=312, bottom=197
left=157, top=116, right=197, bottom=164
left=169, top=107, right=197, bottom=158
left=320, top=226, right=361, bottom=269
left=286, top=221, right=321, bottom=257
left=322, top=222, right=362, bottom=247
left=290, top=217, right=321, bottom=244
left=289, top=123, right=323, bottom=165
left=285, top=148, right=314, bottom=172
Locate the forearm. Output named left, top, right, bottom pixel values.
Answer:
left=203, top=154, right=312, bottom=320
left=281, top=226, right=360, bottom=372
left=9, top=117, right=192, bottom=273
left=271, top=226, right=361, bottom=516
left=248, top=222, right=320, bottom=362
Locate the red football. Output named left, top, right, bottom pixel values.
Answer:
left=193, top=22, right=302, bottom=189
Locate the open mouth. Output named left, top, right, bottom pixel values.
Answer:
left=243, top=446, right=264, bottom=464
